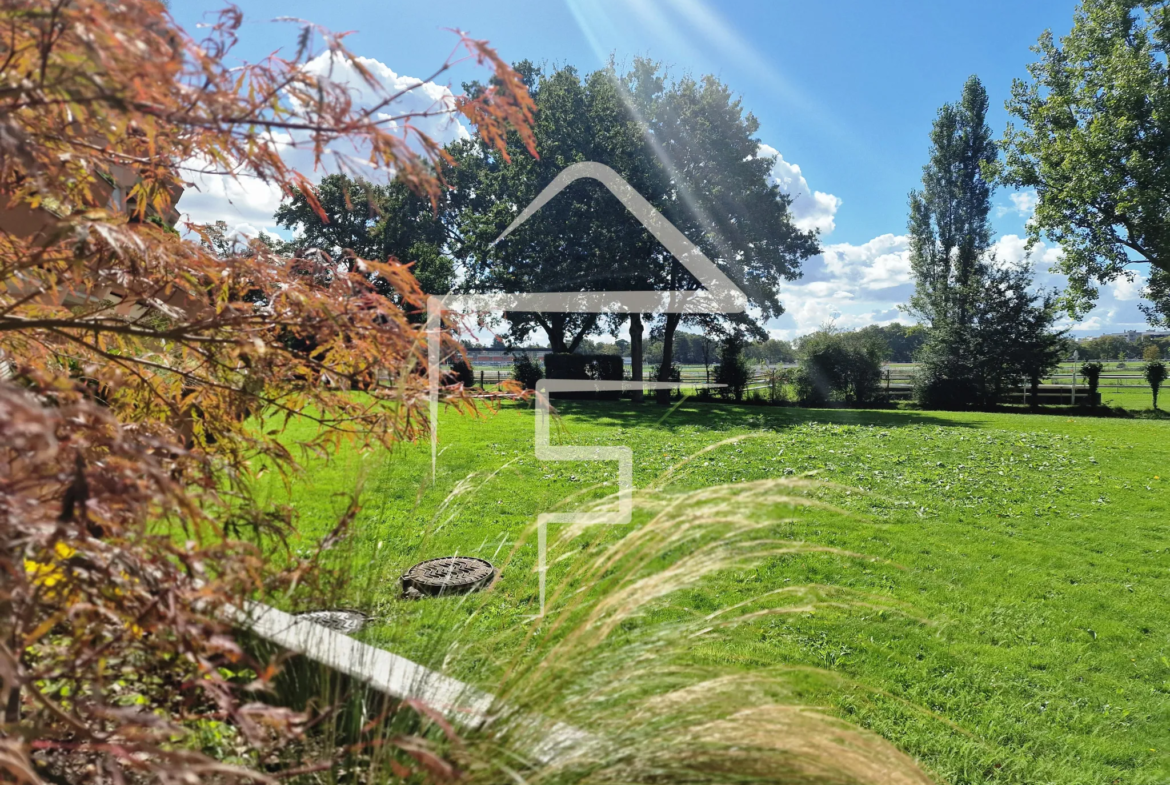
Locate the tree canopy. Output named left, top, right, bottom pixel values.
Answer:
left=445, top=62, right=647, bottom=353
left=907, top=76, right=998, bottom=330
left=1001, top=0, right=1170, bottom=325
left=908, top=77, right=1066, bottom=407
left=443, top=59, right=819, bottom=384
left=272, top=173, right=455, bottom=297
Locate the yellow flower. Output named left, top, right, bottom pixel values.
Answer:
left=25, top=542, right=77, bottom=591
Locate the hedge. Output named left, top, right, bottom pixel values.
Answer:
left=544, top=353, right=624, bottom=399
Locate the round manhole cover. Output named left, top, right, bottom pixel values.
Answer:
left=402, top=556, right=496, bottom=598
left=294, top=610, right=368, bottom=634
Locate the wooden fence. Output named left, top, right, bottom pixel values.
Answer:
left=462, top=363, right=1130, bottom=405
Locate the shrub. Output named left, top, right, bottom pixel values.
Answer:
left=713, top=335, right=752, bottom=402
left=1079, top=361, right=1103, bottom=407
left=1144, top=360, right=1167, bottom=410
left=912, top=263, right=1066, bottom=409
left=512, top=354, right=544, bottom=390
left=651, top=361, right=682, bottom=399
left=794, top=329, right=884, bottom=406
left=450, top=358, right=475, bottom=388
left=0, top=2, right=538, bottom=781
left=544, top=353, right=623, bottom=399
left=544, top=352, right=624, bottom=381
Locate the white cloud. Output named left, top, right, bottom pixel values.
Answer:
left=770, top=234, right=914, bottom=337
left=759, top=144, right=841, bottom=235
left=997, top=190, right=1038, bottom=219
left=176, top=54, right=471, bottom=238
left=770, top=228, right=1154, bottom=339
left=300, top=54, right=471, bottom=153
left=1068, top=314, right=1106, bottom=332
left=176, top=158, right=287, bottom=239
left=1111, top=272, right=1145, bottom=301
left=989, top=234, right=1063, bottom=270
left=822, top=233, right=911, bottom=289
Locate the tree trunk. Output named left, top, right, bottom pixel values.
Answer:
left=656, top=312, right=681, bottom=405
left=539, top=314, right=568, bottom=354
left=630, top=313, right=644, bottom=403
left=566, top=314, right=598, bottom=354
left=1029, top=373, right=1040, bottom=408
left=3, top=607, right=18, bottom=724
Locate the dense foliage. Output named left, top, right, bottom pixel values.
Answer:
left=0, top=2, right=534, bottom=781
left=794, top=329, right=885, bottom=406
left=544, top=352, right=624, bottom=385
left=511, top=353, right=544, bottom=390
left=1144, top=360, right=1167, bottom=408
left=907, top=77, right=1065, bottom=408
left=674, top=331, right=722, bottom=366
left=272, top=173, right=455, bottom=297
left=1080, top=361, right=1104, bottom=406
left=914, top=262, right=1067, bottom=408
left=1074, top=332, right=1170, bottom=360
left=450, top=358, right=476, bottom=388
left=713, top=334, right=752, bottom=401
left=1001, top=0, right=1170, bottom=325
left=442, top=59, right=819, bottom=403
left=744, top=337, right=797, bottom=365
left=855, top=323, right=927, bottom=363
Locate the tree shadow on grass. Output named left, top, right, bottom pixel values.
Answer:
left=539, top=399, right=987, bottom=435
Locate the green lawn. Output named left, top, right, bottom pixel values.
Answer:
left=264, top=401, right=1170, bottom=785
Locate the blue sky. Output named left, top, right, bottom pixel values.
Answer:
left=170, top=0, right=1153, bottom=339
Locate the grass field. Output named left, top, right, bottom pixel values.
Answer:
left=264, top=401, right=1170, bottom=785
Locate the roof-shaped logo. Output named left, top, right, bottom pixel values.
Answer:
left=426, top=161, right=748, bottom=612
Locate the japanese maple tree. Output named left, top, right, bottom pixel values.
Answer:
left=0, top=1, right=533, bottom=781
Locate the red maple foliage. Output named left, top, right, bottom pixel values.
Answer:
left=0, top=1, right=534, bottom=781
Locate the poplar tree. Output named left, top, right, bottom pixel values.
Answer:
left=907, top=77, right=1065, bottom=407
left=907, top=76, right=997, bottom=330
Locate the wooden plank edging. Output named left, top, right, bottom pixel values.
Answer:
left=230, top=602, right=595, bottom=764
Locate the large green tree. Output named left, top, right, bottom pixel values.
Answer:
left=909, top=76, right=1066, bottom=407
left=907, top=76, right=998, bottom=329
left=446, top=62, right=649, bottom=354
left=446, top=60, right=819, bottom=400
left=273, top=173, right=454, bottom=297
left=622, top=60, right=819, bottom=402
left=1001, top=0, right=1170, bottom=325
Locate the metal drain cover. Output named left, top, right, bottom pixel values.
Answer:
left=402, top=556, right=496, bottom=598
left=294, top=610, right=368, bottom=634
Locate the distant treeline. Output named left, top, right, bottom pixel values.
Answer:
left=1072, top=334, right=1169, bottom=361
left=470, top=322, right=929, bottom=366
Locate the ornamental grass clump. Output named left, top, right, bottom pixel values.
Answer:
left=304, top=468, right=938, bottom=785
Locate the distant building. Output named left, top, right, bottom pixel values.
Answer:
left=1113, top=330, right=1170, bottom=342
left=463, top=347, right=548, bottom=366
